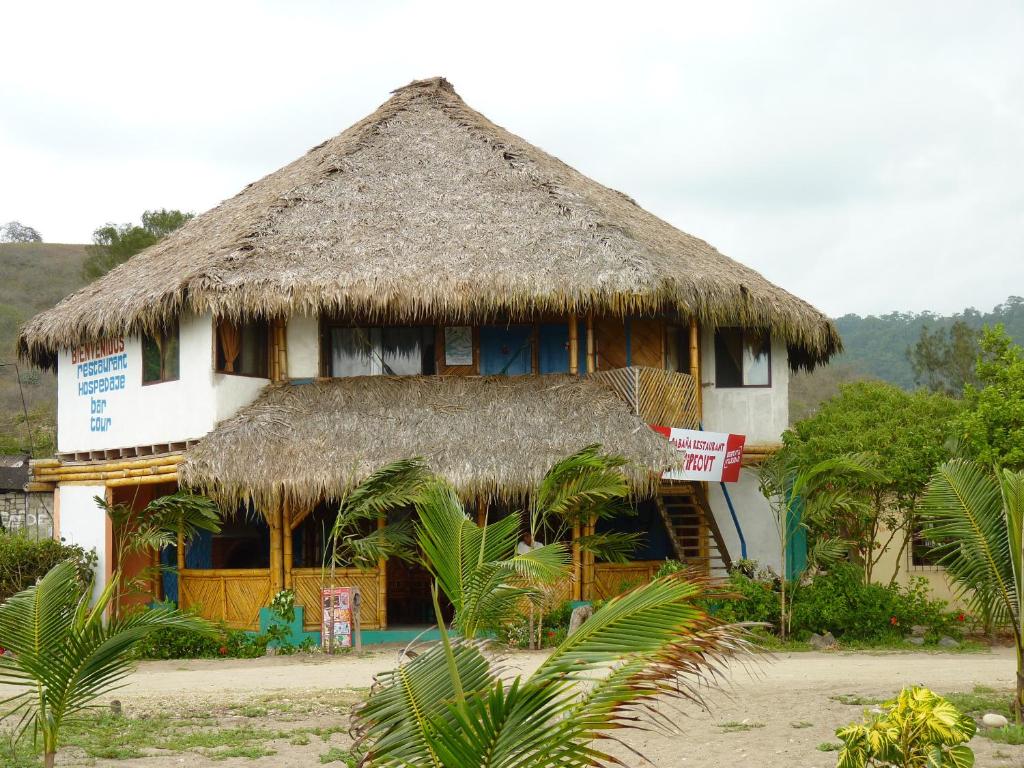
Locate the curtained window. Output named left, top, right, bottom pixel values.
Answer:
left=142, top=322, right=180, bottom=384
left=216, top=319, right=269, bottom=377
left=327, top=326, right=436, bottom=377
left=714, top=328, right=771, bottom=387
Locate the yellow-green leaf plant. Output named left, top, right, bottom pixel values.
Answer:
left=836, top=686, right=975, bottom=768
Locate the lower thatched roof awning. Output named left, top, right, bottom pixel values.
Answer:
left=180, top=375, right=682, bottom=510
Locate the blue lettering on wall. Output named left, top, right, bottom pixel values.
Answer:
left=74, top=348, right=128, bottom=433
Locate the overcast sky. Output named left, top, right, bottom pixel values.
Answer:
left=2, top=1, right=1021, bottom=317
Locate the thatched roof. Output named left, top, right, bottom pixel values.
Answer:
left=19, top=77, right=840, bottom=370
left=179, top=375, right=682, bottom=510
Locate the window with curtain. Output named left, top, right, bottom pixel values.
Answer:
left=328, top=326, right=436, bottom=376
left=216, top=319, right=269, bottom=377
left=714, top=328, right=771, bottom=387
left=142, top=322, right=180, bottom=384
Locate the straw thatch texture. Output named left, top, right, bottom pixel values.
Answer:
left=19, top=77, right=840, bottom=370
left=179, top=375, right=682, bottom=510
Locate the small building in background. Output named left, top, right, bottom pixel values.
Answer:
left=0, top=453, right=53, bottom=539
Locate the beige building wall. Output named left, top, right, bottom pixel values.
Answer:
left=872, top=522, right=964, bottom=609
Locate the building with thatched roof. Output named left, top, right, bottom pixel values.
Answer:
left=21, top=77, right=838, bottom=636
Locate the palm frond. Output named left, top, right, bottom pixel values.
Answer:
left=574, top=531, right=641, bottom=564
left=920, top=459, right=1016, bottom=627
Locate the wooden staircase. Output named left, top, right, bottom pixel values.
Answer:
left=654, top=482, right=731, bottom=578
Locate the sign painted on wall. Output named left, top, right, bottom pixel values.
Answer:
left=650, top=426, right=746, bottom=483
left=321, top=586, right=353, bottom=651
left=71, top=337, right=127, bottom=433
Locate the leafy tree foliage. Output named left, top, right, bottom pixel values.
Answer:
left=907, top=319, right=980, bottom=396
left=82, top=209, right=193, bottom=280
left=956, top=326, right=1024, bottom=471
left=833, top=296, right=1024, bottom=389
left=0, top=221, right=42, bottom=243
left=784, top=381, right=961, bottom=582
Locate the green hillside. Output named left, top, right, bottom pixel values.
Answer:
left=0, top=243, right=90, bottom=454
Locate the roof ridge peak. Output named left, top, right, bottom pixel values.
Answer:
left=390, top=76, right=456, bottom=96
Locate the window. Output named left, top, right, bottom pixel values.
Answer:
left=911, top=525, right=942, bottom=567
left=327, top=326, right=436, bottom=377
left=714, top=328, right=770, bottom=387
left=216, top=319, right=269, bottom=377
left=142, top=322, right=180, bottom=384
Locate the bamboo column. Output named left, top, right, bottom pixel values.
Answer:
left=688, top=318, right=702, bottom=419
left=582, top=517, right=596, bottom=601
left=282, top=499, right=293, bottom=590
left=568, top=314, right=579, bottom=375
left=377, top=515, right=387, bottom=629
left=586, top=313, right=595, bottom=374
left=572, top=522, right=582, bottom=601
left=269, top=505, right=284, bottom=594
left=176, top=528, right=186, bottom=608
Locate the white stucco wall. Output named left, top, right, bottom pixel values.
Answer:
left=56, top=484, right=108, bottom=597
left=699, top=329, right=789, bottom=572
left=57, top=312, right=271, bottom=453
left=706, top=470, right=780, bottom=572
left=700, top=331, right=789, bottom=443
left=287, top=313, right=320, bottom=379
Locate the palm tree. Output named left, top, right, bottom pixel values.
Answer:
left=920, top=459, right=1024, bottom=720
left=759, top=451, right=883, bottom=639
left=352, top=573, right=750, bottom=767
left=414, top=479, right=569, bottom=639
left=0, top=561, right=215, bottom=767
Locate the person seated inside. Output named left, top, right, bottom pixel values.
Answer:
left=516, top=530, right=544, bottom=555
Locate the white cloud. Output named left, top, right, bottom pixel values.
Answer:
left=1, top=0, right=1021, bottom=316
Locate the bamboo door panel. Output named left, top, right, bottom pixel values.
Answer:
left=178, top=569, right=272, bottom=630
left=592, top=561, right=661, bottom=600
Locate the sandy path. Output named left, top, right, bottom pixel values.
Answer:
left=66, top=647, right=1024, bottom=767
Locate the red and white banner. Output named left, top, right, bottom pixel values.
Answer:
left=650, top=426, right=746, bottom=483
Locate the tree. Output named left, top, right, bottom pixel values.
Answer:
left=0, top=561, right=215, bottom=767
left=956, top=325, right=1024, bottom=471
left=759, top=451, right=882, bottom=639
left=920, top=460, right=1024, bottom=721
left=352, top=575, right=751, bottom=767
left=784, top=381, right=961, bottom=583
left=907, top=319, right=981, bottom=396
left=415, top=479, right=569, bottom=640
left=95, top=491, right=222, bottom=616
left=0, top=221, right=42, bottom=243
left=82, top=209, right=193, bottom=280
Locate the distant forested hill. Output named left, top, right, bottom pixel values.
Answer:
left=831, top=297, right=1024, bottom=389
left=0, top=243, right=90, bottom=453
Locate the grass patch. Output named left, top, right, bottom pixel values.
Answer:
left=817, top=741, right=843, bottom=752
left=830, top=693, right=886, bottom=706
left=718, top=720, right=765, bottom=732
left=790, top=720, right=814, bottom=728
left=945, top=685, right=1013, bottom=721
left=987, top=725, right=1024, bottom=745
left=320, top=746, right=357, bottom=765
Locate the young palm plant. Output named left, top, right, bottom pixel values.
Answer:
left=920, top=459, right=1024, bottom=720
left=759, top=451, right=884, bottom=639
left=353, top=573, right=750, bottom=767
left=0, top=561, right=215, bottom=767
left=414, top=479, right=569, bottom=639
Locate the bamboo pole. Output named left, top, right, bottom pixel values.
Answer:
left=568, top=314, right=578, bottom=375
left=176, top=528, right=186, bottom=577
left=586, top=313, right=595, bottom=374
left=377, top=515, right=387, bottom=629
left=35, top=465, right=179, bottom=483
left=688, top=319, right=702, bottom=419
left=106, top=474, right=181, bottom=488
left=34, top=455, right=183, bottom=479
left=283, top=499, right=293, bottom=590
left=572, top=522, right=582, bottom=601
left=269, top=505, right=283, bottom=594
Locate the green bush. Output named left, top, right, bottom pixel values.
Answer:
left=789, top=564, right=958, bottom=642
left=132, top=604, right=269, bottom=659
left=703, top=571, right=781, bottom=627
left=0, top=532, right=96, bottom=602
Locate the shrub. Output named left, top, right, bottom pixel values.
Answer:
left=836, top=686, right=975, bottom=767
left=0, top=533, right=96, bottom=602
left=703, top=571, right=781, bottom=628
left=790, top=564, right=958, bottom=642
left=132, top=604, right=269, bottom=659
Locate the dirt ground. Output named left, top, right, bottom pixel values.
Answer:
left=47, top=647, right=1024, bottom=767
